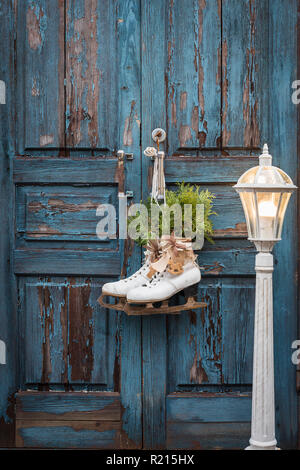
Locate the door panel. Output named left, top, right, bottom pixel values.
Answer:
left=12, top=0, right=142, bottom=449
left=18, top=278, right=118, bottom=387
left=167, top=280, right=255, bottom=389
left=0, top=0, right=298, bottom=449
left=141, top=0, right=298, bottom=450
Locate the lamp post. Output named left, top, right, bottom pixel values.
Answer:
left=234, top=144, right=297, bottom=450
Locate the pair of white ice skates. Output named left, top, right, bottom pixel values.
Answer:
left=98, top=243, right=205, bottom=315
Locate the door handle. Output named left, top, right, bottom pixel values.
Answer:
left=117, top=150, right=134, bottom=199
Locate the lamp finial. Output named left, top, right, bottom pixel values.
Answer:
left=259, top=143, right=272, bottom=166
left=263, top=143, right=268, bottom=154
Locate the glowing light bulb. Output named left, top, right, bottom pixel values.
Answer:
left=258, top=199, right=277, bottom=239
left=258, top=200, right=277, bottom=217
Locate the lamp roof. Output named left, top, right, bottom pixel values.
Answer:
left=234, top=144, right=297, bottom=192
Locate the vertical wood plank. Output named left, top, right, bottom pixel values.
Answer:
left=68, top=281, right=108, bottom=384
left=222, top=280, right=255, bottom=384
left=24, top=283, right=68, bottom=384
left=167, top=0, right=221, bottom=153
left=167, top=282, right=222, bottom=391
left=117, top=0, right=142, bottom=449
left=65, top=0, right=118, bottom=150
left=17, top=0, right=65, bottom=154
left=141, top=0, right=167, bottom=449
left=0, top=0, right=16, bottom=447
left=269, top=0, right=298, bottom=449
left=222, top=0, right=268, bottom=148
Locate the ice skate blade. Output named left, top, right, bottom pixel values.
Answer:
left=98, top=293, right=126, bottom=312
left=124, top=297, right=207, bottom=316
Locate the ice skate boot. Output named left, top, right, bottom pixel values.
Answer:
left=98, top=240, right=161, bottom=312
left=125, top=234, right=207, bottom=315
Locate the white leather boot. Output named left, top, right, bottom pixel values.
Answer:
left=102, top=259, right=152, bottom=298
left=127, top=261, right=201, bottom=303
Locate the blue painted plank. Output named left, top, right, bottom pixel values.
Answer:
left=167, top=422, right=250, bottom=450
left=141, top=0, right=168, bottom=449
left=13, top=158, right=120, bottom=183
left=168, top=281, right=222, bottom=390
left=269, top=0, right=298, bottom=449
left=117, top=0, right=142, bottom=449
left=24, top=283, right=68, bottom=384
left=222, top=0, right=268, bottom=148
left=16, top=420, right=120, bottom=448
left=167, top=394, right=251, bottom=422
left=65, top=0, right=118, bottom=150
left=14, top=250, right=120, bottom=275
left=167, top=0, right=221, bottom=152
left=164, top=156, right=259, bottom=183
left=17, top=0, right=65, bottom=154
left=222, top=281, right=255, bottom=384
left=0, top=0, right=16, bottom=447
left=16, top=392, right=120, bottom=420
left=199, top=250, right=255, bottom=276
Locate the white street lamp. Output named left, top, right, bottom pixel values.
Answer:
left=234, top=143, right=297, bottom=450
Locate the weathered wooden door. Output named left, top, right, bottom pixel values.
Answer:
left=1, top=0, right=143, bottom=449
left=0, top=0, right=298, bottom=449
left=140, top=0, right=298, bottom=449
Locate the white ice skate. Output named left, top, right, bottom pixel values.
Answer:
left=98, top=260, right=152, bottom=311
left=98, top=241, right=161, bottom=312
left=125, top=261, right=206, bottom=316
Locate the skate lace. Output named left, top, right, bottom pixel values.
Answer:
left=124, top=261, right=149, bottom=283
left=143, top=269, right=166, bottom=288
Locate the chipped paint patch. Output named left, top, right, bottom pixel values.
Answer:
left=36, top=225, right=62, bottom=235
left=47, top=199, right=98, bottom=213
left=190, top=351, right=208, bottom=384
left=31, top=78, right=39, bottom=97
left=180, top=91, right=187, bottom=111
left=203, top=261, right=224, bottom=275
left=68, top=282, right=94, bottom=382
left=123, top=100, right=136, bottom=147
left=40, top=135, right=54, bottom=147
left=26, top=3, right=46, bottom=52
left=213, top=223, right=247, bottom=237
left=222, top=39, right=230, bottom=146
left=171, top=86, right=177, bottom=127
left=37, top=285, right=54, bottom=384
left=243, top=0, right=259, bottom=147
left=191, top=106, right=199, bottom=134
left=179, top=125, right=192, bottom=147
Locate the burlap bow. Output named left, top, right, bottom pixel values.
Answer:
left=145, top=239, right=161, bottom=263
left=150, top=232, right=196, bottom=274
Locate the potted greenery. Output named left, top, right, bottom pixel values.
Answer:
left=128, top=181, right=217, bottom=247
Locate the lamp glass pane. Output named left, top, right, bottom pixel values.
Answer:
left=239, top=191, right=257, bottom=239
left=277, top=168, right=293, bottom=185
left=256, top=191, right=281, bottom=240
left=256, top=167, right=283, bottom=185
left=238, top=166, right=259, bottom=184
left=275, top=192, right=291, bottom=239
